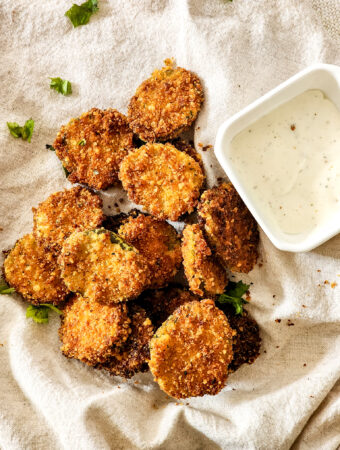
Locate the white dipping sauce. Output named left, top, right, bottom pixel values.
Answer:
left=229, top=90, right=340, bottom=235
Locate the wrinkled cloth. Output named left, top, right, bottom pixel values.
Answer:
left=0, top=1, right=340, bottom=449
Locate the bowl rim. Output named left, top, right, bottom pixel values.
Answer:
left=214, top=63, right=340, bottom=252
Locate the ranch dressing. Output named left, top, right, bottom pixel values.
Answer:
left=229, top=89, right=340, bottom=235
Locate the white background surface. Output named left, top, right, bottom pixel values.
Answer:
left=0, top=1, right=339, bottom=449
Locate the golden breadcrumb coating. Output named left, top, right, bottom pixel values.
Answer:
left=100, top=305, right=154, bottom=378
left=171, top=138, right=204, bottom=173
left=33, top=186, right=104, bottom=254
left=119, top=143, right=204, bottom=221
left=198, top=183, right=259, bottom=273
left=54, top=108, right=134, bottom=190
left=3, top=233, right=68, bottom=305
left=149, top=299, right=234, bottom=399
left=218, top=304, right=261, bottom=373
left=59, top=229, right=150, bottom=304
left=118, top=213, right=182, bottom=289
left=59, top=294, right=131, bottom=366
left=138, top=285, right=198, bottom=329
left=182, top=224, right=228, bottom=297
left=128, top=59, right=204, bottom=142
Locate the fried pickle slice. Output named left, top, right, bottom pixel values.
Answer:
left=198, top=183, right=259, bottom=273
left=182, top=224, right=228, bottom=297
left=59, top=294, right=131, bottom=366
left=219, top=304, right=261, bottom=373
left=118, top=213, right=182, bottom=289
left=128, top=59, right=204, bottom=142
left=100, top=305, right=154, bottom=378
left=138, top=285, right=198, bottom=329
left=149, top=299, right=234, bottom=399
left=119, top=143, right=204, bottom=221
left=59, top=229, right=150, bottom=304
left=54, top=108, right=134, bottom=190
left=3, top=233, right=68, bottom=305
left=33, top=186, right=104, bottom=254
left=171, top=138, right=204, bottom=173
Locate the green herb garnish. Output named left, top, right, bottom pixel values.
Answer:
left=62, top=165, right=71, bottom=177
left=0, top=281, right=15, bottom=295
left=78, top=138, right=86, bottom=146
left=65, top=0, right=99, bottom=28
left=50, top=77, right=72, bottom=96
left=46, top=144, right=55, bottom=151
left=217, top=281, right=249, bottom=315
left=26, top=304, right=62, bottom=324
left=7, top=119, right=34, bottom=143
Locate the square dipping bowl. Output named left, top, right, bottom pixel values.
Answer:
left=215, top=63, right=340, bottom=253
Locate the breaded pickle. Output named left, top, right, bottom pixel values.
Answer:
left=182, top=224, right=228, bottom=297
left=119, top=143, right=204, bottom=221
left=138, top=286, right=198, bottom=329
left=59, top=228, right=150, bottom=304
left=3, top=233, right=68, bottom=305
left=149, top=299, right=234, bottom=399
left=33, top=186, right=104, bottom=254
left=118, top=213, right=182, bottom=289
left=171, top=138, right=204, bottom=173
left=59, top=294, right=131, bottom=366
left=128, top=59, right=203, bottom=142
left=101, top=305, right=154, bottom=378
left=54, top=108, right=134, bottom=189
left=218, top=304, right=261, bottom=373
left=198, top=183, right=259, bottom=273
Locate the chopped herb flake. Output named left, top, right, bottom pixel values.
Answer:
left=78, top=139, right=86, bottom=146
left=26, top=303, right=62, bottom=324
left=46, top=144, right=55, bottom=151
left=65, top=0, right=99, bottom=28
left=7, top=119, right=34, bottom=143
left=0, top=281, right=15, bottom=295
left=50, top=77, right=72, bottom=96
left=217, top=281, right=249, bottom=315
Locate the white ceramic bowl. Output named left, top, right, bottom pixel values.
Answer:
left=215, top=63, right=340, bottom=252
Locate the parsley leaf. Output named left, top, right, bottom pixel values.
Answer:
left=7, top=119, right=34, bottom=143
left=26, top=304, right=62, bottom=324
left=217, top=281, right=250, bottom=315
left=65, top=0, right=99, bottom=28
left=0, top=281, right=15, bottom=295
left=50, top=77, right=72, bottom=96
left=78, top=138, right=86, bottom=146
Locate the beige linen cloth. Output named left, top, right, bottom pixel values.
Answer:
left=0, top=1, right=339, bottom=449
